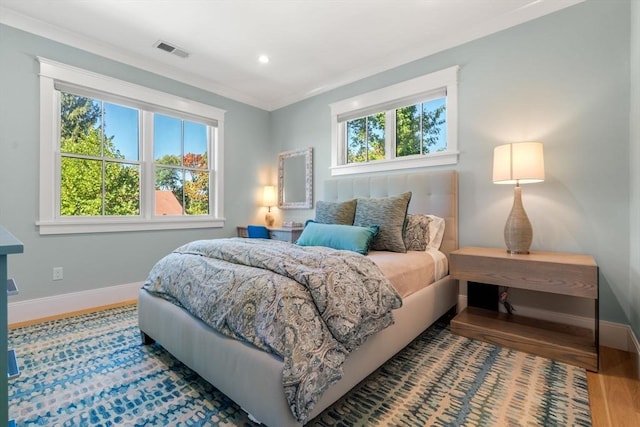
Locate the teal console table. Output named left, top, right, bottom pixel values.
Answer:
left=1, top=226, right=23, bottom=426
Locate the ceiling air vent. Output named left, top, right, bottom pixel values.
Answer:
left=154, top=40, right=190, bottom=59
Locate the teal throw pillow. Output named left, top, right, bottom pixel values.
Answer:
left=296, top=221, right=379, bottom=255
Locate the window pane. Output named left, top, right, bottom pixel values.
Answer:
left=60, top=93, right=103, bottom=156
left=347, top=114, right=385, bottom=163
left=104, top=162, right=140, bottom=215
left=154, top=114, right=182, bottom=165
left=367, top=113, right=385, bottom=161
left=155, top=166, right=184, bottom=216
left=60, top=157, right=103, bottom=216
left=346, top=117, right=366, bottom=163
left=422, top=97, right=447, bottom=153
left=396, top=105, right=421, bottom=157
left=184, top=121, right=208, bottom=168
left=184, top=170, right=209, bottom=215
left=103, top=102, right=139, bottom=160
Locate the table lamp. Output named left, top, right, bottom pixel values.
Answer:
left=263, top=185, right=276, bottom=227
left=493, top=142, right=545, bottom=254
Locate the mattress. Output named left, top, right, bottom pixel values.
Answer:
left=368, top=248, right=448, bottom=298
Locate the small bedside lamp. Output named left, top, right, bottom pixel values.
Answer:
left=263, top=185, right=276, bottom=227
left=493, top=142, right=545, bottom=254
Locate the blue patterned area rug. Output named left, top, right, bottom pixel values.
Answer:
left=8, top=305, right=591, bottom=426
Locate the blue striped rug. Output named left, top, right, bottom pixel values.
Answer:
left=8, top=305, right=591, bottom=426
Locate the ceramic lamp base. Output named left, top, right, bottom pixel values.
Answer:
left=504, top=186, right=532, bottom=254
left=265, top=212, right=275, bottom=227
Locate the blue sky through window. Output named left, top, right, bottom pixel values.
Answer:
left=104, top=102, right=138, bottom=159
left=423, top=97, right=447, bottom=152
left=99, top=101, right=208, bottom=162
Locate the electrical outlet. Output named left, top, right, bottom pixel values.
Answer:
left=52, top=267, right=63, bottom=281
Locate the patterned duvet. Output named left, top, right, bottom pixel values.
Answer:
left=142, top=238, right=402, bottom=423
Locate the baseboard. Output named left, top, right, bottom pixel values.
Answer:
left=457, top=295, right=636, bottom=353
left=630, top=327, right=640, bottom=378
left=8, top=281, right=142, bottom=326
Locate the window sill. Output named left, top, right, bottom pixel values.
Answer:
left=36, top=216, right=225, bottom=235
left=330, top=151, right=459, bottom=176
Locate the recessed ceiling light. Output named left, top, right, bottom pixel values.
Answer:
left=258, top=55, right=270, bottom=64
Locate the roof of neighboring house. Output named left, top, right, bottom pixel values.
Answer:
left=155, top=190, right=183, bottom=215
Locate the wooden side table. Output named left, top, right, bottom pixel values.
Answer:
left=449, top=246, right=599, bottom=371
left=236, top=226, right=303, bottom=243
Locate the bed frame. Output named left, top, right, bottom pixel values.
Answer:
left=138, top=170, right=458, bottom=426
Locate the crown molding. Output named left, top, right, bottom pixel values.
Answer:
left=0, top=6, right=271, bottom=110
left=1, top=1, right=585, bottom=112
left=266, top=0, right=586, bottom=110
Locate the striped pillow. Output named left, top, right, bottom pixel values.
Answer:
left=315, top=199, right=357, bottom=225
left=353, top=192, right=412, bottom=253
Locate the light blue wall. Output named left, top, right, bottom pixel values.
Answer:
left=0, top=25, right=271, bottom=300
left=0, top=1, right=636, bottom=333
left=272, top=0, right=632, bottom=325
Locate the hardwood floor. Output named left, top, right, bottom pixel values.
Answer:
left=8, top=300, right=138, bottom=329
left=9, top=304, right=640, bottom=425
left=588, top=346, right=640, bottom=426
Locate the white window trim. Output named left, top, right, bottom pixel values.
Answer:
left=37, top=57, right=226, bottom=235
left=329, top=65, right=459, bottom=176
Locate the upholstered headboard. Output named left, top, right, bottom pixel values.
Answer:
left=323, top=170, right=458, bottom=258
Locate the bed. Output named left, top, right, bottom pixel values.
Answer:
left=138, top=170, right=458, bottom=426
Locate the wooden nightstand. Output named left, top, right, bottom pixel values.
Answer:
left=236, top=226, right=303, bottom=243
left=449, top=246, right=599, bottom=371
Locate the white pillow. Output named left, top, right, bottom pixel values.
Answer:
left=426, top=215, right=446, bottom=250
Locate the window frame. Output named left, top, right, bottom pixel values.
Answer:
left=37, top=57, right=226, bottom=235
left=329, top=66, right=459, bottom=176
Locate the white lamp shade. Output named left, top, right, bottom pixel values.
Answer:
left=493, top=142, right=545, bottom=184
left=263, top=185, right=276, bottom=207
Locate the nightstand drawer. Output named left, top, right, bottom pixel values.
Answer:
left=450, top=247, right=597, bottom=298
left=237, top=226, right=303, bottom=243
left=269, top=228, right=302, bottom=243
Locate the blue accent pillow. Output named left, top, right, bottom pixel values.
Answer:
left=296, top=221, right=379, bottom=254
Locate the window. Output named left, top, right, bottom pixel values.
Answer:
left=330, top=66, right=458, bottom=176
left=38, top=58, right=225, bottom=234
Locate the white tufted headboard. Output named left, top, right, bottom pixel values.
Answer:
left=323, top=170, right=458, bottom=258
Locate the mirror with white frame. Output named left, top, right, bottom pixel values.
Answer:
left=278, top=147, right=313, bottom=209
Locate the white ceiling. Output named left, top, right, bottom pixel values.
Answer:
left=0, top=0, right=583, bottom=111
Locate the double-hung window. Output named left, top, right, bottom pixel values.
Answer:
left=37, top=58, right=225, bottom=234
left=330, top=66, right=459, bottom=175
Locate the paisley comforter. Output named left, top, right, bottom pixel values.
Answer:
left=142, top=238, right=402, bottom=423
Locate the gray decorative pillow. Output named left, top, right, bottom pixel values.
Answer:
left=403, top=214, right=432, bottom=251
left=354, top=192, right=412, bottom=253
left=315, top=199, right=357, bottom=225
